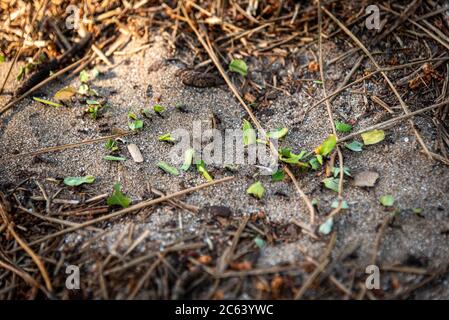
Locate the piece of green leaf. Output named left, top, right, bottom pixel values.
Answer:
left=335, top=121, right=353, bottom=133
left=315, top=134, right=337, bottom=156
left=196, top=160, right=213, bottom=181
left=344, top=141, right=363, bottom=152
left=254, top=237, right=266, bottom=249
left=158, top=133, right=175, bottom=142
left=141, top=108, right=152, bottom=118
left=314, top=80, right=323, bottom=85
left=412, top=208, right=423, bottom=214
left=107, top=183, right=131, bottom=208
left=181, top=148, right=195, bottom=171
left=128, top=111, right=138, bottom=120
left=247, top=181, right=265, bottom=199
left=129, top=120, right=143, bottom=131
left=331, top=200, right=349, bottom=209
left=79, top=70, right=90, bottom=83
left=17, top=66, right=25, bottom=81
left=86, top=99, right=100, bottom=105
left=319, top=217, right=334, bottom=235
left=78, top=83, right=89, bottom=95
left=316, top=154, right=323, bottom=165
left=271, top=169, right=285, bottom=182
left=309, top=157, right=320, bottom=170
left=278, top=147, right=308, bottom=168
left=0, top=54, right=5, bottom=63
left=153, top=104, right=165, bottom=113
left=379, top=194, right=394, bottom=207
left=323, top=177, right=339, bottom=192
left=91, top=68, right=100, bottom=80
left=267, top=128, right=288, bottom=139
left=243, top=120, right=256, bottom=146
left=158, top=161, right=179, bottom=175
left=63, top=175, right=95, bottom=187
left=229, top=59, right=248, bottom=77
left=33, top=97, right=62, bottom=108
left=361, top=130, right=385, bottom=145
left=332, top=166, right=351, bottom=178
left=104, top=139, right=119, bottom=152
left=103, top=155, right=126, bottom=161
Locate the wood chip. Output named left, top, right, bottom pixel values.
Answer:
left=353, top=171, right=379, bottom=187
left=127, top=144, right=144, bottom=163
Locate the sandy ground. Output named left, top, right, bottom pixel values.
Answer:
left=1, top=33, right=449, bottom=299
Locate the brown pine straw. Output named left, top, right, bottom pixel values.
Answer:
left=0, top=195, right=53, bottom=293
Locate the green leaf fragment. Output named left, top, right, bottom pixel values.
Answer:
left=157, top=161, right=179, bottom=176
left=315, top=134, right=337, bottom=156
left=104, top=139, right=119, bottom=152
left=0, top=54, right=5, bottom=63
left=361, top=130, right=385, bottom=145
left=267, top=128, right=288, bottom=139
left=103, top=155, right=126, bottom=161
left=129, top=120, right=143, bottom=131
left=335, top=121, right=353, bottom=133
left=128, top=111, right=138, bottom=120
left=63, top=175, right=95, bottom=186
left=79, top=70, right=90, bottom=83
left=319, top=217, right=334, bottom=235
left=271, top=169, right=285, bottom=182
left=331, top=200, right=349, bottom=209
left=379, top=195, right=394, bottom=207
left=344, top=141, right=363, bottom=152
left=33, top=97, right=62, bottom=108
left=196, top=160, right=213, bottom=181
left=323, top=177, right=340, bottom=192
left=254, top=237, right=266, bottom=249
left=181, top=148, right=195, bottom=171
left=107, top=183, right=131, bottom=208
left=243, top=120, right=256, bottom=146
left=153, top=104, right=165, bottom=113
left=229, top=59, right=248, bottom=77
left=158, top=133, right=175, bottom=142
left=247, top=181, right=265, bottom=199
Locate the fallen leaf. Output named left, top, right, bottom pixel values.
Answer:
left=315, top=134, right=337, bottom=156
left=229, top=59, right=248, bottom=77
left=181, top=148, right=195, bottom=171
left=380, top=195, right=394, bottom=207
left=128, top=120, right=143, bottom=131
left=63, top=175, right=95, bottom=186
left=267, top=128, right=288, bottom=140
left=323, top=177, right=339, bottom=192
left=157, top=161, right=179, bottom=176
left=107, top=183, right=131, bottom=208
left=271, top=170, right=284, bottom=182
left=127, top=144, right=144, bottom=163
left=331, top=200, right=349, bottom=209
left=243, top=120, right=256, bottom=146
left=353, top=171, right=379, bottom=187
left=361, top=130, right=385, bottom=145
left=344, top=141, right=363, bottom=152
left=103, top=155, right=126, bottom=161
left=247, top=181, right=265, bottom=199
left=54, top=86, right=76, bottom=100
left=319, top=217, right=334, bottom=235
left=33, top=97, right=62, bottom=108
left=196, top=160, right=213, bottom=181
left=335, top=121, right=353, bottom=133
